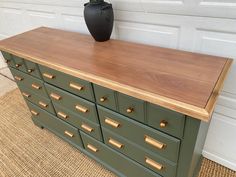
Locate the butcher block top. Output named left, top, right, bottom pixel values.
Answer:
left=0, top=27, right=232, bottom=121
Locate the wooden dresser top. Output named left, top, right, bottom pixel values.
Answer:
left=0, top=27, right=232, bottom=121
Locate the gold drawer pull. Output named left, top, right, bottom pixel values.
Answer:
left=100, top=97, right=106, bottom=102
left=108, top=138, right=123, bottom=149
left=76, top=105, right=88, bottom=113
left=145, top=157, right=164, bottom=171
left=30, top=110, right=39, bottom=116
left=81, top=124, right=93, bottom=132
left=14, top=76, right=23, bottom=81
left=27, top=69, right=34, bottom=73
left=64, top=131, right=74, bottom=138
left=126, top=108, right=134, bottom=113
left=87, top=144, right=98, bottom=152
left=15, top=64, right=21, bottom=68
left=144, top=136, right=166, bottom=149
left=69, top=83, right=83, bottom=91
left=105, top=118, right=120, bottom=128
left=39, top=101, right=48, bottom=108
left=43, top=73, right=55, bottom=79
left=57, top=112, right=68, bottom=119
left=160, top=120, right=168, bottom=128
left=50, top=93, right=61, bottom=100
left=22, top=92, right=31, bottom=98
left=31, top=84, right=41, bottom=90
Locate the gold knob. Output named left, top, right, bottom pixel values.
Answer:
left=57, top=112, right=68, bottom=119
left=81, top=124, right=93, bottom=132
left=15, top=64, right=21, bottom=68
left=30, top=110, right=39, bottom=116
left=75, top=105, right=88, bottom=113
left=108, top=138, right=124, bottom=149
left=64, top=131, right=74, bottom=138
left=50, top=93, right=61, bottom=100
left=160, top=120, right=168, bottom=128
left=31, top=84, right=41, bottom=90
left=100, top=97, right=106, bottom=102
left=87, top=144, right=98, bottom=152
left=104, top=118, right=120, bottom=128
left=144, top=136, right=166, bottom=149
left=43, top=73, right=55, bottom=79
left=27, top=69, right=34, bottom=73
left=69, top=83, right=83, bottom=91
left=38, top=101, right=48, bottom=108
left=14, top=76, right=23, bottom=81
left=22, top=92, right=31, bottom=98
left=145, top=157, right=164, bottom=171
left=126, top=108, right=134, bottom=113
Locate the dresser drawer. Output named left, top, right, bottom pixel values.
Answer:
left=53, top=103, right=103, bottom=141
left=117, top=93, right=145, bottom=123
left=98, top=106, right=180, bottom=163
left=81, top=132, right=161, bottom=177
left=147, top=103, right=185, bottom=138
left=103, top=128, right=176, bottom=177
left=1, top=51, right=15, bottom=67
left=24, top=60, right=42, bottom=79
left=39, top=65, right=94, bottom=101
left=45, top=83, right=99, bottom=123
left=12, top=55, right=27, bottom=72
left=26, top=101, right=83, bottom=148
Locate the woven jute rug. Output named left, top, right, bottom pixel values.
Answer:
left=0, top=89, right=235, bottom=177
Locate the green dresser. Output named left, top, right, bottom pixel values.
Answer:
left=0, top=27, right=232, bottom=177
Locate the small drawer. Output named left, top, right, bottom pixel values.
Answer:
left=147, top=103, right=185, bottom=138
left=39, top=65, right=94, bottom=101
left=10, top=67, right=49, bottom=98
left=93, top=84, right=117, bottom=111
left=103, top=128, right=177, bottom=177
left=24, top=60, right=42, bottom=79
left=1, top=51, right=15, bottom=67
left=80, top=132, right=161, bottom=177
left=45, top=83, right=99, bottom=123
left=117, top=93, right=145, bottom=123
left=53, top=103, right=103, bottom=141
left=12, top=55, right=27, bottom=72
left=26, top=101, right=83, bottom=149
left=98, top=106, right=180, bottom=163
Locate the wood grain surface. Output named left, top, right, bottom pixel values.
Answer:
left=0, top=27, right=232, bottom=121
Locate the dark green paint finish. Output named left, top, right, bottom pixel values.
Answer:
left=39, top=65, right=94, bottom=101
left=102, top=128, right=177, bottom=177
left=53, top=103, right=103, bottom=141
left=45, top=83, right=99, bottom=123
left=98, top=106, right=180, bottom=163
left=24, top=60, right=42, bottom=79
left=117, top=93, right=145, bottom=123
left=12, top=55, right=27, bottom=72
left=147, top=103, right=185, bottom=138
left=80, top=131, right=162, bottom=177
left=1, top=51, right=15, bottom=67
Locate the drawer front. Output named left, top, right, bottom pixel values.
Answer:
left=1, top=51, right=15, bottom=67
left=45, top=83, right=99, bottom=123
left=12, top=55, right=27, bottom=72
left=26, top=101, right=83, bottom=148
left=53, top=103, right=103, bottom=141
left=81, top=132, right=161, bottom=177
left=93, top=84, right=117, bottom=111
left=24, top=60, right=42, bottom=79
left=39, top=65, right=94, bottom=101
left=103, top=128, right=177, bottom=177
left=147, top=103, right=185, bottom=138
left=10, top=67, right=49, bottom=98
left=117, top=93, right=145, bottom=123
left=98, top=106, right=180, bottom=163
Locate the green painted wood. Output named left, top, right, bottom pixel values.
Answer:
left=102, top=128, right=177, bottom=177
left=53, top=103, right=103, bottom=141
left=39, top=64, right=94, bottom=101
left=98, top=105, right=180, bottom=163
left=147, top=103, right=186, bottom=138
left=12, top=55, right=27, bottom=73
left=24, top=59, right=42, bottom=79
left=80, top=131, right=162, bottom=177
left=1, top=51, right=15, bottom=67
left=45, top=83, right=99, bottom=123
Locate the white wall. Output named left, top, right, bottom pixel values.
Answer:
left=0, top=0, right=235, bottom=171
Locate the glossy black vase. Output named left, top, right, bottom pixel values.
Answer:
left=84, top=0, right=114, bottom=42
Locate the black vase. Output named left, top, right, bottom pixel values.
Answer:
left=84, top=0, right=114, bottom=42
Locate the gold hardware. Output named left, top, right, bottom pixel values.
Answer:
left=144, top=136, right=166, bottom=149
left=64, top=131, right=74, bottom=138
left=15, top=64, right=21, bottom=68
left=81, top=124, right=93, bottom=132
left=75, top=105, right=88, bottom=113
left=69, top=83, right=83, bottom=91
left=50, top=93, right=61, bottom=100
left=39, top=101, right=48, bottom=108
left=27, top=69, right=34, bottom=73
left=14, top=76, right=23, bottom=81
left=145, top=157, right=163, bottom=171
left=126, top=108, right=134, bottom=113
left=160, top=120, right=168, bottom=128
left=57, top=112, right=68, bottom=119
left=105, top=118, right=120, bottom=128
left=87, top=144, right=98, bottom=152
left=100, top=97, right=106, bottom=102
left=30, top=110, right=39, bottom=116
left=22, top=92, right=31, bottom=98
left=31, top=84, right=41, bottom=90
left=43, top=73, right=55, bottom=79
left=108, top=138, right=124, bottom=149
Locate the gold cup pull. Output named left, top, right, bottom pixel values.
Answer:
left=75, top=105, right=88, bottom=113
left=144, top=136, right=166, bottom=149
left=57, top=112, right=68, bottom=119
left=27, top=69, right=34, bottom=73
left=39, top=101, right=48, bottom=108
left=43, top=73, right=55, bottom=79
left=50, top=93, right=61, bottom=100
left=126, top=107, right=134, bottom=113
left=81, top=124, right=93, bottom=132
left=64, top=131, right=74, bottom=138
left=87, top=144, right=98, bottom=152
left=108, top=138, right=124, bottom=149
left=99, top=97, right=106, bottom=102
left=145, top=157, right=164, bottom=171
left=69, top=83, right=83, bottom=91
left=30, top=110, right=39, bottom=116
left=14, top=76, right=23, bottom=81
left=15, top=64, right=21, bottom=68
left=160, top=120, right=168, bottom=128
left=105, top=118, right=120, bottom=128
left=22, top=92, right=31, bottom=98
left=31, top=84, right=41, bottom=90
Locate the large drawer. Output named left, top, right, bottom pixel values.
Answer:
left=1, top=51, right=15, bottom=67
left=45, top=83, right=99, bottom=123
left=80, top=132, right=161, bottom=177
left=98, top=106, right=180, bottom=163
left=53, top=103, right=103, bottom=141
left=39, top=65, right=94, bottom=101
left=26, top=101, right=83, bottom=149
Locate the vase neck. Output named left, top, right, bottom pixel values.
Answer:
left=89, top=0, right=104, bottom=4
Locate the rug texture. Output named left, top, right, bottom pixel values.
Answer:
left=0, top=89, right=235, bottom=177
